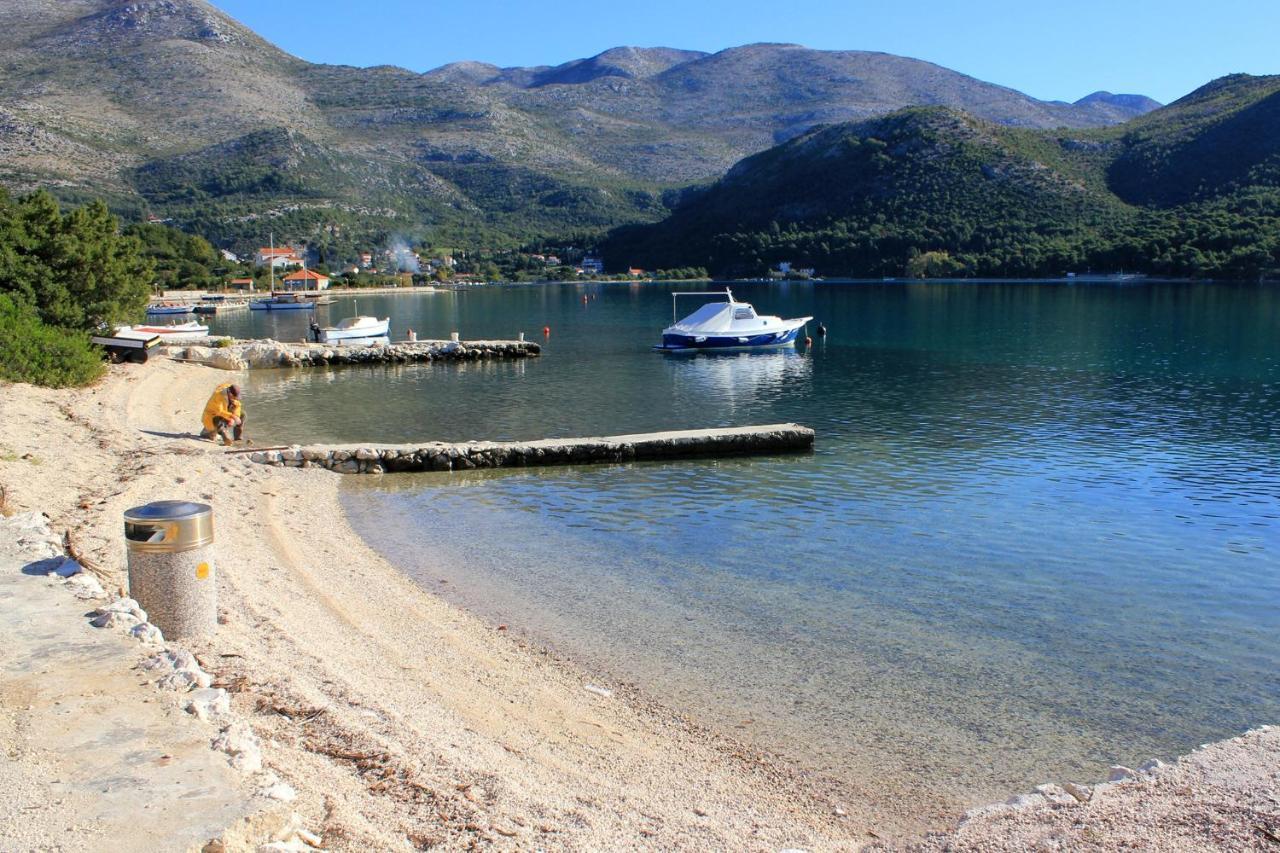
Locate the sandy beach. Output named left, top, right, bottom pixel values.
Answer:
left=1, top=357, right=1276, bottom=851
left=0, top=358, right=878, bottom=850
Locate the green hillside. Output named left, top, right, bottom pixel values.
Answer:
left=602, top=76, right=1280, bottom=279
left=0, top=0, right=1157, bottom=259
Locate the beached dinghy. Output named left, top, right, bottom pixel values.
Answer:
left=121, top=321, right=210, bottom=341
left=655, top=288, right=811, bottom=353
left=318, top=315, right=390, bottom=344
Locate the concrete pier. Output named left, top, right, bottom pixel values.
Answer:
left=246, top=424, right=815, bottom=474
left=161, top=338, right=540, bottom=370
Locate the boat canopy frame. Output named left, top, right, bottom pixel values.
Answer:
left=668, top=288, right=736, bottom=324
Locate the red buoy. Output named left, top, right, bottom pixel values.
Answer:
left=543, top=325, right=551, bottom=336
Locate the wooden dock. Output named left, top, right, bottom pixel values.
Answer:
left=246, top=424, right=815, bottom=474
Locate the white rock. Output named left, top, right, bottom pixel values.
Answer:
left=64, top=573, right=106, bottom=601
left=257, top=843, right=311, bottom=853
left=1033, top=783, right=1078, bottom=805
left=208, top=350, right=248, bottom=371
left=1108, top=765, right=1139, bottom=782
left=1005, top=793, right=1048, bottom=809
left=1138, top=758, right=1168, bottom=775
left=90, top=610, right=143, bottom=630
left=184, top=687, right=230, bottom=721
left=583, top=684, right=613, bottom=698
left=1062, top=781, right=1092, bottom=802
left=130, top=623, right=164, bottom=644
left=213, top=721, right=263, bottom=773
left=260, top=782, right=297, bottom=802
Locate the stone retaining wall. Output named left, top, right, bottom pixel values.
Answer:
left=162, top=338, right=539, bottom=371
left=247, top=425, right=815, bottom=474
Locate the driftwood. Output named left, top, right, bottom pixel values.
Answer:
left=64, top=529, right=121, bottom=594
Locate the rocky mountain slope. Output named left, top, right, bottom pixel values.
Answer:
left=602, top=74, right=1280, bottom=279
left=0, top=0, right=1159, bottom=252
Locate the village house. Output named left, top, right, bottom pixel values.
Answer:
left=227, top=277, right=255, bottom=292
left=255, top=246, right=304, bottom=269
left=279, top=268, right=331, bottom=291
left=359, top=252, right=373, bottom=269
left=581, top=256, right=604, bottom=275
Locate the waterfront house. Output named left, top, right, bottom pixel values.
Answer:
left=280, top=268, right=330, bottom=291
left=581, top=256, right=604, bottom=275
left=228, top=277, right=255, bottom=292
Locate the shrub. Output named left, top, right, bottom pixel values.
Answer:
left=0, top=294, right=105, bottom=388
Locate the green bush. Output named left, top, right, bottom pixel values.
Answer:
left=0, top=294, right=105, bottom=388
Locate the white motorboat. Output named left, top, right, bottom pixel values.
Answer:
left=655, top=288, right=811, bottom=352
left=318, top=315, right=390, bottom=344
left=122, top=321, right=210, bottom=341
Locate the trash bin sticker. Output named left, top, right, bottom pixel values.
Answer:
left=196, top=562, right=210, bottom=580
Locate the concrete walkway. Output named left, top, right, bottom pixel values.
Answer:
left=0, top=517, right=255, bottom=852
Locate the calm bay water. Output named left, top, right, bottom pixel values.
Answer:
left=238, top=281, right=1280, bottom=823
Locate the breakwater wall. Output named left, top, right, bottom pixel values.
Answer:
left=246, top=424, right=815, bottom=474
left=161, top=338, right=539, bottom=370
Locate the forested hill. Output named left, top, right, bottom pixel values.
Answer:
left=601, top=75, right=1280, bottom=279
left=0, top=0, right=1156, bottom=256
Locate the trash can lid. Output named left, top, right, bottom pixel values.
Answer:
left=124, top=500, right=212, bottom=522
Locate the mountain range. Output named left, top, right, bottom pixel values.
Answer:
left=603, top=73, right=1280, bottom=278
left=0, top=0, right=1160, bottom=255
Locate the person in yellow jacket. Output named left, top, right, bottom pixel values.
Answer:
left=200, top=382, right=245, bottom=444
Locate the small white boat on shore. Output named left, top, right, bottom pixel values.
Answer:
left=655, top=288, right=811, bottom=353
left=318, top=315, right=390, bottom=345
left=121, top=321, right=210, bottom=341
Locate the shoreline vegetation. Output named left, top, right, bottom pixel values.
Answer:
left=1, top=357, right=1276, bottom=850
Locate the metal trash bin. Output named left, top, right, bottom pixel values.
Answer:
left=124, top=500, right=216, bottom=639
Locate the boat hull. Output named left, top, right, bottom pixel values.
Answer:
left=320, top=319, right=391, bottom=344
left=249, top=300, right=314, bottom=311
left=655, top=323, right=806, bottom=353
left=146, top=305, right=192, bottom=316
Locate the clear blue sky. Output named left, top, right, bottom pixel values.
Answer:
left=209, top=0, right=1276, bottom=104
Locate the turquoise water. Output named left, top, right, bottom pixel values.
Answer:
left=241, top=282, right=1280, bottom=824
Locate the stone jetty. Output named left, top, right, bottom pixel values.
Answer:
left=247, top=424, right=815, bottom=474
left=160, top=338, right=539, bottom=370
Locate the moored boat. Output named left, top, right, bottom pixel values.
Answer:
left=146, top=302, right=193, bottom=316
left=318, top=315, right=390, bottom=344
left=249, top=292, right=315, bottom=311
left=654, top=288, right=811, bottom=353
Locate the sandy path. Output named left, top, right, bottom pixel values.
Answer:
left=1, top=359, right=873, bottom=850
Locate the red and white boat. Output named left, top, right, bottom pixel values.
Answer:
left=120, top=321, right=210, bottom=341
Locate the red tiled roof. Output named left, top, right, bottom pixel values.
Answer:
left=282, top=268, right=328, bottom=281
left=258, top=248, right=298, bottom=256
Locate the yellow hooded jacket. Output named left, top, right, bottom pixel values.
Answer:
left=201, top=383, right=242, bottom=433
